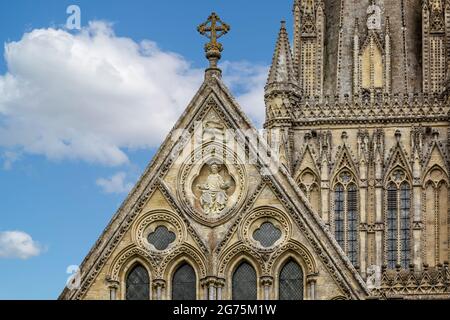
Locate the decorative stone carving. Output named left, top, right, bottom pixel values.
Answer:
left=178, top=142, right=247, bottom=226
left=197, top=161, right=232, bottom=215
left=133, top=210, right=185, bottom=254
left=240, top=207, right=291, bottom=252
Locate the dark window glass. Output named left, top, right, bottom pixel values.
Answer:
left=126, top=264, right=150, bottom=300
left=253, top=222, right=282, bottom=248
left=347, top=184, right=358, bottom=266
left=172, top=264, right=196, bottom=300
left=279, top=260, right=303, bottom=300
left=232, top=262, right=257, bottom=300
left=147, top=226, right=176, bottom=251
left=400, top=183, right=411, bottom=269
left=386, top=183, right=398, bottom=269
left=334, top=184, right=345, bottom=248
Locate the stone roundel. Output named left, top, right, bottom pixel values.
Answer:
left=240, top=207, right=291, bottom=252
left=134, top=210, right=185, bottom=253
left=177, top=142, right=247, bottom=226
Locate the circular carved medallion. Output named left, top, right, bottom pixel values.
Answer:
left=178, top=142, right=247, bottom=226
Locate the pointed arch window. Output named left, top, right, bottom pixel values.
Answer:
left=172, top=263, right=196, bottom=300
left=298, top=170, right=321, bottom=215
left=232, top=262, right=257, bottom=300
left=385, top=169, right=411, bottom=269
left=279, top=260, right=304, bottom=300
left=333, top=170, right=359, bottom=266
left=424, top=167, right=449, bottom=266
left=126, top=264, right=150, bottom=300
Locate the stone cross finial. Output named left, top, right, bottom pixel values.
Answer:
left=197, top=12, right=230, bottom=71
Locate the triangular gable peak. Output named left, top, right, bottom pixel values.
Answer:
left=294, top=144, right=320, bottom=181
left=330, top=144, right=360, bottom=183
left=384, top=138, right=413, bottom=182
left=422, top=138, right=449, bottom=173
left=60, top=68, right=368, bottom=300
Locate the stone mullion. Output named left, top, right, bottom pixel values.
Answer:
left=260, top=276, right=273, bottom=300
left=360, top=182, right=368, bottom=275
left=435, top=186, right=439, bottom=266
left=396, top=186, right=401, bottom=267
left=374, top=183, right=384, bottom=267
left=152, top=279, right=166, bottom=300
left=107, top=280, right=119, bottom=300
left=321, top=154, right=330, bottom=225
left=344, top=186, right=349, bottom=256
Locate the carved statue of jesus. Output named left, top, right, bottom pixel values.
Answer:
left=198, top=163, right=230, bottom=215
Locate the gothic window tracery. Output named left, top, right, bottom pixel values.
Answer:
left=333, top=170, right=359, bottom=266
left=424, top=167, right=449, bottom=266
left=147, top=225, right=176, bottom=251
left=385, top=169, right=412, bottom=269
left=125, top=264, right=150, bottom=301
left=252, top=222, right=282, bottom=248
left=172, top=263, right=196, bottom=300
left=299, top=170, right=321, bottom=215
left=279, top=260, right=304, bottom=300
left=232, top=262, right=257, bottom=300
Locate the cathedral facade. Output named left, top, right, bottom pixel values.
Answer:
left=61, top=1, right=450, bottom=300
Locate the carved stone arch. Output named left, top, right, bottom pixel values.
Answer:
left=222, top=248, right=263, bottom=300
left=296, top=168, right=321, bottom=216
left=330, top=145, right=359, bottom=182
left=294, top=144, right=320, bottom=179
left=119, top=257, right=153, bottom=300
left=108, top=245, right=156, bottom=283
left=268, top=240, right=318, bottom=276
left=217, top=242, right=264, bottom=278
left=159, top=244, right=208, bottom=281
left=422, top=164, right=449, bottom=267
left=422, top=164, right=449, bottom=188
left=422, top=142, right=449, bottom=179
left=329, top=162, right=360, bottom=266
left=384, top=143, right=412, bottom=183
left=383, top=147, right=414, bottom=269
left=331, top=295, right=349, bottom=300
left=360, top=31, right=385, bottom=54
left=163, top=253, right=203, bottom=300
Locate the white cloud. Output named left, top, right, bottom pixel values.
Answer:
left=96, top=171, right=134, bottom=194
left=222, top=61, right=268, bottom=127
left=2, top=151, right=20, bottom=170
left=0, top=231, right=43, bottom=259
left=0, top=21, right=268, bottom=167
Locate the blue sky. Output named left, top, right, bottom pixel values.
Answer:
left=0, top=1, right=293, bottom=299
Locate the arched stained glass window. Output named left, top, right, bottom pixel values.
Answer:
left=385, top=169, right=411, bottom=269
left=334, top=184, right=345, bottom=248
left=279, top=260, right=303, bottom=300
left=172, top=263, right=196, bottom=300
left=347, top=184, right=358, bottom=265
left=399, top=183, right=411, bottom=269
left=126, top=264, right=150, bottom=300
left=386, top=183, right=398, bottom=269
left=333, top=171, right=359, bottom=266
left=232, top=262, right=257, bottom=300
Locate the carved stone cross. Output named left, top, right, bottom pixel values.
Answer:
left=197, top=12, right=230, bottom=69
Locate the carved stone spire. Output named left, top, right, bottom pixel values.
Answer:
left=266, top=21, right=297, bottom=90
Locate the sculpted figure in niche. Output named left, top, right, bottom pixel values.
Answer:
left=197, top=162, right=231, bottom=215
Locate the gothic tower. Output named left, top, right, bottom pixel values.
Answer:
left=293, top=0, right=325, bottom=97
